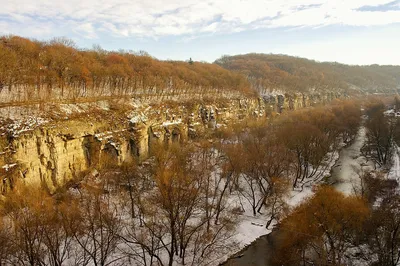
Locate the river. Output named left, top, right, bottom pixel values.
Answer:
left=221, top=126, right=369, bottom=266
left=330, top=126, right=373, bottom=195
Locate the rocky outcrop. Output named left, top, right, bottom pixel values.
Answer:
left=0, top=92, right=340, bottom=192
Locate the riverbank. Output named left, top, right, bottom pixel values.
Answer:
left=220, top=125, right=370, bottom=266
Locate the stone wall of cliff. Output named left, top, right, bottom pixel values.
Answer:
left=0, top=92, right=340, bottom=193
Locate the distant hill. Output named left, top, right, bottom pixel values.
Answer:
left=1, top=36, right=400, bottom=104
left=215, top=54, right=400, bottom=95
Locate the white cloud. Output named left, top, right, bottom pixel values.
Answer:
left=74, top=23, right=97, bottom=39
left=275, top=31, right=400, bottom=65
left=1, top=0, right=400, bottom=38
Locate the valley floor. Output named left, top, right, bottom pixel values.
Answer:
left=221, top=125, right=381, bottom=266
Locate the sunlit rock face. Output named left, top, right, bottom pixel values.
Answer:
left=0, top=92, right=339, bottom=192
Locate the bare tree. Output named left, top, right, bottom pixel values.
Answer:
left=41, top=198, right=81, bottom=266
left=72, top=185, right=123, bottom=266
left=0, top=215, right=13, bottom=265
left=3, top=185, right=51, bottom=266
left=363, top=102, right=396, bottom=168
left=264, top=177, right=289, bottom=229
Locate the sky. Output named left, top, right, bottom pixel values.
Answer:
left=1, top=0, right=400, bottom=65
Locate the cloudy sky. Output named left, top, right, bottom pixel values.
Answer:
left=1, top=0, right=400, bottom=65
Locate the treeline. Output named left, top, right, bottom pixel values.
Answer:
left=3, top=35, right=399, bottom=105
left=0, top=36, right=250, bottom=103
left=0, top=99, right=363, bottom=265
left=272, top=97, right=400, bottom=266
left=215, top=53, right=400, bottom=94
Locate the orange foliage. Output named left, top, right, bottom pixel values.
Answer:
left=0, top=35, right=250, bottom=101
left=274, top=186, right=369, bottom=266
left=216, top=53, right=400, bottom=93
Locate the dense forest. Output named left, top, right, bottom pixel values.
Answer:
left=215, top=54, right=400, bottom=94
left=0, top=36, right=250, bottom=103
left=1, top=36, right=400, bottom=105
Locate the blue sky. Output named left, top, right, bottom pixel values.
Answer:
left=1, top=0, right=400, bottom=65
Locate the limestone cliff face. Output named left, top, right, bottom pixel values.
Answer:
left=0, top=93, right=339, bottom=192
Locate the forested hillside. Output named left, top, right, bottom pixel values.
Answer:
left=1, top=36, right=400, bottom=104
left=215, top=53, right=400, bottom=94
left=0, top=36, right=250, bottom=103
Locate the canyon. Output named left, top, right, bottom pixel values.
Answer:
left=0, top=92, right=339, bottom=193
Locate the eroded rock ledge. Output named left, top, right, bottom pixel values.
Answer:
left=0, top=92, right=339, bottom=192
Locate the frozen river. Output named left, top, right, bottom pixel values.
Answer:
left=222, top=126, right=371, bottom=266
left=331, top=127, right=372, bottom=195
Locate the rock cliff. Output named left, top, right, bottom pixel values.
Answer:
left=0, top=92, right=339, bottom=192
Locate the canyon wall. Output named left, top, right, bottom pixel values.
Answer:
left=0, top=92, right=340, bottom=192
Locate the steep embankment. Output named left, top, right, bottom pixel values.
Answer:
left=0, top=91, right=341, bottom=193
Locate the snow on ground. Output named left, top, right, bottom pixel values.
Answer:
left=260, top=89, right=285, bottom=97
left=287, top=187, right=314, bottom=206
left=128, top=111, right=147, bottom=124
left=332, top=127, right=373, bottom=195
left=0, top=116, right=49, bottom=137
left=1, top=163, right=17, bottom=171
left=162, top=119, right=182, bottom=126
left=0, top=105, right=43, bottom=120
left=233, top=212, right=271, bottom=245
left=59, top=103, right=89, bottom=115
left=219, top=180, right=316, bottom=265
left=94, top=129, right=127, bottom=141
left=221, top=127, right=372, bottom=264
left=221, top=125, right=380, bottom=265
left=384, top=109, right=400, bottom=117
left=227, top=185, right=314, bottom=249
left=388, top=145, right=400, bottom=184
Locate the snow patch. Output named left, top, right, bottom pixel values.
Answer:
left=2, top=163, right=17, bottom=171
left=162, top=119, right=182, bottom=126
left=1, top=116, right=49, bottom=136
left=129, top=112, right=147, bottom=124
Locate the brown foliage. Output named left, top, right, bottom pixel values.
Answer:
left=273, top=186, right=369, bottom=266
left=0, top=35, right=250, bottom=103
left=216, top=53, right=400, bottom=93
left=363, top=99, right=397, bottom=167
